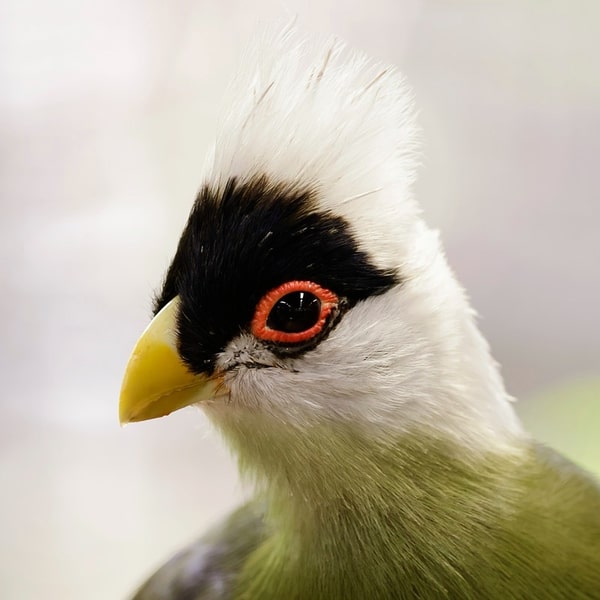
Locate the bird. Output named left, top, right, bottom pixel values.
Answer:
left=119, top=24, right=600, bottom=600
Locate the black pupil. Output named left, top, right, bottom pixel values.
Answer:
left=267, top=291, right=322, bottom=334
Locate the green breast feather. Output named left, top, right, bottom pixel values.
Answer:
left=133, top=434, right=600, bottom=600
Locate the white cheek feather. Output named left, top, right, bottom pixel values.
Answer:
left=205, top=24, right=524, bottom=451
left=215, top=273, right=522, bottom=451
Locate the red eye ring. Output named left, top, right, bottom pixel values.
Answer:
left=251, top=281, right=339, bottom=344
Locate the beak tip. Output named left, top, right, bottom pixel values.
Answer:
left=118, top=410, right=132, bottom=427
left=118, top=390, right=132, bottom=425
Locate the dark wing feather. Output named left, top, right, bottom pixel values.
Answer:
left=130, top=502, right=265, bottom=600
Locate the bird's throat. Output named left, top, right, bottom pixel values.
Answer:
left=222, top=422, right=530, bottom=599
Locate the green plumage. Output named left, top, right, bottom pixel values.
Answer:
left=133, top=430, right=600, bottom=599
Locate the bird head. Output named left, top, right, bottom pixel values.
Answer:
left=119, top=26, right=521, bottom=494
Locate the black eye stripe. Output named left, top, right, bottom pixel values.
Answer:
left=153, top=176, right=399, bottom=374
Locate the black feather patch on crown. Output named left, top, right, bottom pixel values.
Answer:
left=154, top=176, right=398, bottom=374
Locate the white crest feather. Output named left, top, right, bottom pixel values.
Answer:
left=203, top=23, right=421, bottom=270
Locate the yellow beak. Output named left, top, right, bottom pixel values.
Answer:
left=119, top=297, right=226, bottom=424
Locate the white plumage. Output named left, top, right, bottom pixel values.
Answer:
left=197, top=24, right=523, bottom=451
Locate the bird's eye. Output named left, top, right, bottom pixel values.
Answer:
left=251, top=281, right=339, bottom=344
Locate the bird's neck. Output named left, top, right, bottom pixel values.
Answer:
left=242, top=422, right=524, bottom=515
left=211, top=404, right=526, bottom=515
left=221, top=422, right=529, bottom=599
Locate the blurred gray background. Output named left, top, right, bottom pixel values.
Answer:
left=1, top=1, right=598, bottom=598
